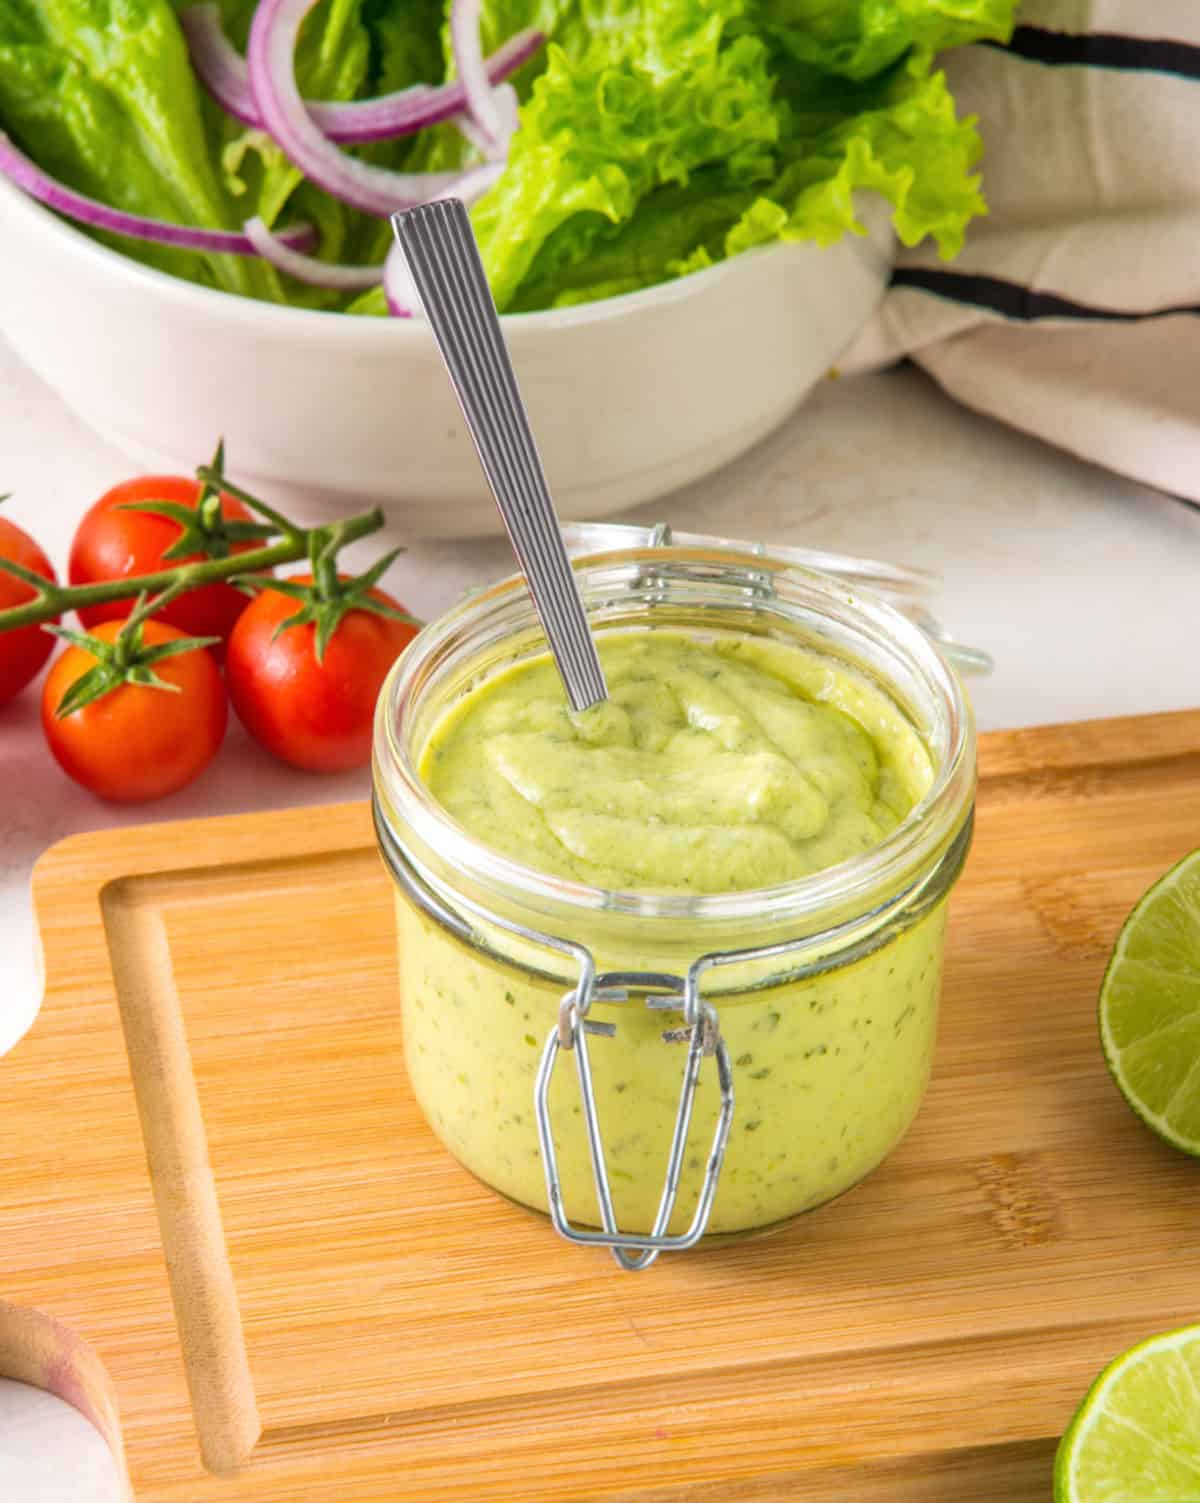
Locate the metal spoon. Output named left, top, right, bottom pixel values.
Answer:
left=391, top=197, right=609, bottom=712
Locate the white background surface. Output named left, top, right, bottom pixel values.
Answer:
left=1, top=334, right=1198, bottom=1499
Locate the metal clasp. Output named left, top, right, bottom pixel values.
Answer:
left=376, top=794, right=972, bottom=1272
left=645, top=520, right=774, bottom=606
left=534, top=966, right=735, bottom=1272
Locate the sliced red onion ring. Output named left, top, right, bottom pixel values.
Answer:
left=181, top=5, right=544, bottom=147
left=248, top=0, right=506, bottom=214
left=450, top=0, right=501, bottom=145
left=383, top=241, right=422, bottom=318
left=455, top=82, right=519, bottom=161
left=243, top=216, right=383, bottom=288
left=0, top=130, right=316, bottom=255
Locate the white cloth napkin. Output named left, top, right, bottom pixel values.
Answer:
left=844, top=0, right=1200, bottom=503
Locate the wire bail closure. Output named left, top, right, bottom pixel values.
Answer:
left=375, top=793, right=739, bottom=1271
left=376, top=795, right=973, bottom=1271
left=533, top=965, right=735, bottom=1272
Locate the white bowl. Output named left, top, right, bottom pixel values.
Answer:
left=0, top=178, right=892, bottom=538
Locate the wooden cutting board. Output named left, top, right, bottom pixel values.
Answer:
left=5, top=710, right=1200, bottom=1502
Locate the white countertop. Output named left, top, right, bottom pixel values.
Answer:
left=2, top=335, right=1198, bottom=1499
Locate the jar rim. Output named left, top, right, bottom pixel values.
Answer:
left=373, top=546, right=976, bottom=929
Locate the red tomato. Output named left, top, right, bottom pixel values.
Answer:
left=69, top=475, right=262, bottom=642
left=42, top=619, right=228, bottom=802
left=0, top=515, right=58, bottom=706
left=225, top=573, right=418, bottom=773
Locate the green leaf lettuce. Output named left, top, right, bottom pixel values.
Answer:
left=473, top=0, right=1014, bottom=311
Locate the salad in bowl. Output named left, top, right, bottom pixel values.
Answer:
left=0, top=0, right=1015, bottom=536
left=0, top=0, right=1014, bottom=315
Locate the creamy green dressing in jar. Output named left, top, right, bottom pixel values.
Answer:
left=423, top=632, right=934, bottom=891
left=373, top=546, right=976, bottom=1265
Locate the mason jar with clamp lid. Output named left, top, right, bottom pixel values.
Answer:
left=372, top=537, right=976, bottom=1270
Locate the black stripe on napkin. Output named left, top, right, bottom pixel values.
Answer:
left=986, top=25, right=1200, bottom=80
left=891, top=268, right=1200, bottom=323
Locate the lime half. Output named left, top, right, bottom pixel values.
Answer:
left=1099, top=849, right=1200, bottom=1154
left=1055, top=1325, right=1200, bottom=1502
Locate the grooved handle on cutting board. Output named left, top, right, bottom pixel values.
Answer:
left=102, top=887, right=260, bottom=1473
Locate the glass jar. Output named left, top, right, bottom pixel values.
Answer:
left=372, top=544, right=976, bottom=1269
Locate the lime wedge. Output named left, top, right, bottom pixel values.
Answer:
left=1100, top=849, right=1200, bottom=1154
left=1055, top=1325, right=1200, bottom=1502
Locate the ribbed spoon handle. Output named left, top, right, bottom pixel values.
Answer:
left=391, top=198, right=608, bottom=712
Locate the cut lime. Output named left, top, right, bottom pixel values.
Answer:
left=1099, top=849, right=1200, bottom=1154
left=1055, top=1325, right=1200, bottom=1502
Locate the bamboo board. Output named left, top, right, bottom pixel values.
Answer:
left=4, top=710, right=1200, bottom=1501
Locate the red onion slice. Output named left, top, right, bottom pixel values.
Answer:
left=450, top=0, right=501, bottom=145
left=181, top=5, right=544, bottom=147
left=243, top=216, right=383, bottom=288
left=0, top=131, right=316, bottom=255
left=455, top=82, right=519, bottom=161
left=248, top=0, right=505, bottom=214
left=383, top=241, right=422, bottom=318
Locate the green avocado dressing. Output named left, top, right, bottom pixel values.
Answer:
left=421, top=630, right=934, bottom=892
left=399, top=627, right=956, bottom=1237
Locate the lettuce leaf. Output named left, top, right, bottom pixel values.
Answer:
left=469, top=0, right=1012, bottom=310
left=501, top=49, right=984, bottom=310
left=470, top=0, right=781, bottom=310
left=508, top=169, right=758, bottom=309
left=365, top=0, right=444, bottom=96
left=758, top=51, right=988, bottom=254
left=751, top=0, right=1015, bottom=81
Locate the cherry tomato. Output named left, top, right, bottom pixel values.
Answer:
left=225, top=574, right=418, bottom=773
left=0, top=515, right=58, bottom=706
left=42, top=619, right=228, bottom=803
left=69, top=475, right=262, bottom=642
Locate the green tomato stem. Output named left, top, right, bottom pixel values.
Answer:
left=0, top=507, right=387, bottom=635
